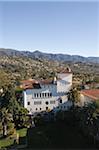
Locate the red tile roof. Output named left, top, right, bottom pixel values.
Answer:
left=81, top=89, right=99, bottom=100
left=20, top=79, right=40, bottom=90
left=39, top=79, right=53, bottom=85
left=20, top=78, right=53, bottom=89
left=20, top=79, right=38, bottom=84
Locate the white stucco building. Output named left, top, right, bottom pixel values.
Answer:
left=22, top=68, right=73, bottom=114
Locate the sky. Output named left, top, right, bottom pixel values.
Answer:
left=0, top=1, right=99, bottom=57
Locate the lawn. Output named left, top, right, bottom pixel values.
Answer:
left=27, top=121, right=97, bottom=149
left=0, top=128, right=27, bottom=149
left=17, top=128, right=27, bottom=138
left=0, top=136, right=14, bottom=149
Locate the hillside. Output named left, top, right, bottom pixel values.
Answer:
left=0, top=48, right=99, bottom=86
left=0, top=48, right=99, bottom=63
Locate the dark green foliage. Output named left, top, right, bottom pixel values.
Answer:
left=14, top=107, right=29, bottom=128
left=27, top=121, right=95, bottom=149
left=67, top=88, right=80, bottom=106
left=0, top=108, right=15, bottom=137
left=93, top=76, right=99, bottom=83
left=0, top=72, right=30, bottom=137
left=34, top=115, right=45, bottom=127
left=71, top=103, right=99, bottom=140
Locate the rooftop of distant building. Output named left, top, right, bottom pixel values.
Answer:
left=81, top=89, right=99, bottom=100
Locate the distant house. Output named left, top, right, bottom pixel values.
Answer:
left=21, top=68, right=73, bottom=114
left=84, top=82, right=99, bottom=90
left=80, top=89, right=99, bottom=106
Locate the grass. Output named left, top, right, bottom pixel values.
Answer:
left=17, top=128, right=27, bottom=138
left=0, top=136, right=14, bottom=149
left=0, top=128, right=27, bottom=149
left=27, top=121, right=96, bottom=149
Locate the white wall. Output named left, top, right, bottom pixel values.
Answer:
left=23, top=91, right=27, bottom=108
left=23, top=88, right=71, bottom=114
left=23, top=84, right=58, bottom=114
left=80, top=94, right=93, bottom=106
left=57, top=73, right=72, bottom=93
left=23, top=73, right=73, bottom=114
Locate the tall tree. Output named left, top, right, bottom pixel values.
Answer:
left=0, top=108, right=14, bottom=137
left=67, top=88, right=80, bottom=107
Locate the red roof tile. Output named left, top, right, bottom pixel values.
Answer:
left=20, top=79, right=40, bottom=90
left=21, top=79, right=38, bottom=84
left=81, top=89, right=99, bottom=100
left=39, top=79, right=53, bottom=85
left=20, top=78, right=54, bottom=89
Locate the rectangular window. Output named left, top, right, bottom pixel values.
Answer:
left=34, top=93, right=36, bottom=98
left=60, top=99, right=62, bottom=103
left=48, top=93, right=50, bottom=97
left=33, top=93, right=41, bottom=98
left=46, top=107, right=48, bottom=110
left=36, top=93, right=38, bottom=98
left=45, top=93, right=46, bottom=97
left=34, top=101, right=42, bottom=105
left=42, top=93, right=44, bottom=97
left=27, top=101, right=30, bottom=105
left=50, top=101, right=55, bottom=104
left=40, top=93, right=42, bottom=98
left=50, top=93, right=52, bottom=97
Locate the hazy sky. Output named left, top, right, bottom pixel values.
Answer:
left=0, top=1, right=99, bottom=56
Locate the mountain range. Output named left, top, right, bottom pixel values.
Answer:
left=0, top=48, right=99, bottom=63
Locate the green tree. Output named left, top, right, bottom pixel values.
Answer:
left=75, top=102, right=99, bottom=139
left=67, top=88, right=80, bottom=107
left=0, top=108, right=14, bottom=137
left=16, top=107, right=29, bottom=128
left=8, top=95, right=30, bottom=129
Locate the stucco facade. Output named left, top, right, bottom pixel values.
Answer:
left=80, top=89, right=99, bottom=106
left=23, top=71, right=72, bottom=114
